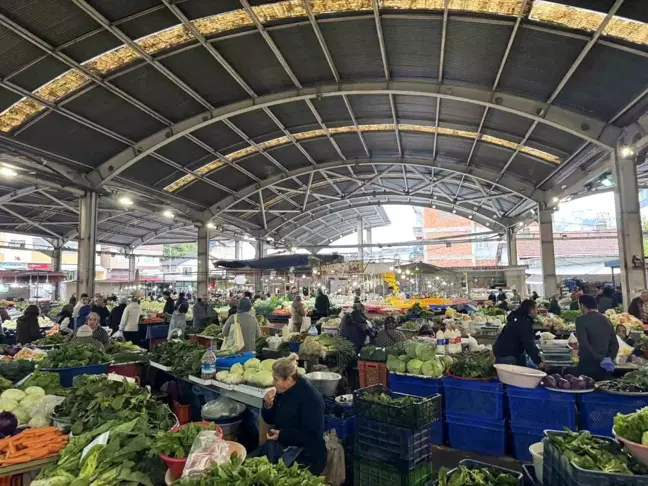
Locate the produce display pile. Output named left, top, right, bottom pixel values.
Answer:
left=0, top=426, right=68, bottom=467
left=437, top=465, right=518, bottom=485
left=614, top=406, right=648, bottom=444
left=0, top=386, right=61, bottom=427
left=1, top=316, right=55, bottom=331
left=150, top=340, right=205, bottom=377
left=215, top=357, right=304, bottom=387
left=599, top=368, right=648, bottom=393
left=19, top=370, right=67, bottom=396
left=175, top=456, right=324, bottom=486
left=549, top=429, right=648, bottom=475
left=40, top=343, right=108, bottom=369
left=34, top=334, right=67, bottom=346
left=385, top=341, right=451, bottom=378
left=299, top=335, right=355, bottom=372
left=54, top=375, right=175, bottom=435
left=541, top=372, right=595, bottom=390
left=448, top=351, right=495, bottom=379
left=150, top=422, right=219, bottom=459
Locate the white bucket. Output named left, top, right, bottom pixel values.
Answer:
left=529, top=441, right=544, bottom=483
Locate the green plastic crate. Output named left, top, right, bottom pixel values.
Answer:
left=353, top=457, right=432, bottom=486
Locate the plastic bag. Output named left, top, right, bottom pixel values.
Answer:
left=28, top=394, right=65, bottom=419
left=222, top=315, right=244, bottom=353
left=112, top=330, right=124, bottom=339
left=299, top=316, right=311, bottom=333
left=201, top=397, right=245, bottom=420
left=182, top=430, right=231, bottom=478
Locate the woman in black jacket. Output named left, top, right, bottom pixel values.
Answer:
left=16, top=304, right=41, bottom=344
left=340, top=303, right=371, bottom=352
left=109, top=298, right=127, bottom=332
left=548, top=294, right=561, bottom=315
left=256, top=353, right=326, bottom=476
left=493, top=299, right=544, bottom=368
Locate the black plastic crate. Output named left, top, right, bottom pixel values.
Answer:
left=354, top=457, right=432, bottom=486
left=542, top=430, right=648, bottom=486
left=438, top=460, right=523, bottom=486
left=354, top=417, right=431, bottom=472
left=353, top=384, right=441, bottom=429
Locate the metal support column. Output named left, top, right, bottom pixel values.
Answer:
left=127, top=252, right=136, bottom=287
left=234, top=239, right=241, bottom=260
left=255, top=240, right=265, bottom=292
left=197, top=226, right=210, bottom=296
left=539, top=209, right=558, bottom=297
left=366, top=227, right=372, bottom=262
left=77, top=192, right=98, bottom=298
left=507, top=229, right=518, bottom=266
left=357, top=219, right=365, bottom=262
left=613, top=151, right=647, bottom=304
left=51, top=246, right=62, bottom=301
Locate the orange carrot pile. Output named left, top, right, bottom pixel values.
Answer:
left=0, top=427, right=68, bottom=466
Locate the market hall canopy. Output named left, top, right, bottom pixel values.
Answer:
left=0, top=0, right=646, bottom=249
left=214, top=253, right=343, bottom=270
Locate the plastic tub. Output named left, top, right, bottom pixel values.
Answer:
left=579, top=393, right=648, bottom=437
left=494, top=364, right=545, bottom=388
left=358, top=360, right=388, bottom=388
left=389, top=372, right=443, bottom=397
left=41, top=362, right=110, bottom=387
left=613, top=427, right=648, bottom=467
left=529, top=441, right=544, bottom=484
left=511, top=423, right=546, bottom=461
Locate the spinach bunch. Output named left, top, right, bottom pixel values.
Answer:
left=40, top=343, right=108, bottom=369
left=150, top=340, right=205, bottom=377
left=35, top=417, right=161, bottom=486
left=0, top=360, right=35, bottom=383
left=54, top=374, right=175, bottom=435
left=438, top=465, right=519, bottom=486
left=448, top=351, right=495, bottom=379
left=550, top=430, right=648, bottom=475
left=150, top=422, right=217, bottom=458
left=600, top=368, right=648, bottom=393
left=175, top=456, right=324, bottom=486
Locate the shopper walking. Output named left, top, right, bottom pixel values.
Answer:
left=73, top=294, right=88, bottom=320
left=120, top=297, right=142, bottom=345
left=192, top=294, right=212, bottom=328
left=222, top=297, right=261, bottom=352
left=92, top=297, right=110, bottom=328
left=109, top=298, right=127, bottom=333
left=314, top=289, right=330, bottom=320
left=162, top=291, right=175, bottom=323
left=167, top=292, right=189, bottom=339
left=291, top=295, right=306, bottom=332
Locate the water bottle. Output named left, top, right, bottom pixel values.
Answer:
left=200, top=347, right=217, bottom=380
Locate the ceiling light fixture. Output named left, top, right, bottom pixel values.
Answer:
left=0, top=167, right=17, bottom=177
left=620, top=146, right=635, bottom=158
left=163, top=210, right=174, bottom=218
left=206, top=222, right=215, bottom=229
left=119, top=196, right=133, bottom=206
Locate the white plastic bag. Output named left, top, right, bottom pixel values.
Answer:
left=182, top=431, right=231, bottom=478
left=112, top=330, right=124, bottom=339
left=299, top=316, right=311, bottom=333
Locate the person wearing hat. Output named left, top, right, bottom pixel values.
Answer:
left=73, top=325, right=105, bottom=352
left=574, top=294, right=619, bottom=381
left=222, top=297, right=260, bottom=352
left=109, top=298, right=128, bottom=333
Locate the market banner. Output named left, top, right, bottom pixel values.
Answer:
left=321, top=260, right=366, bottom=275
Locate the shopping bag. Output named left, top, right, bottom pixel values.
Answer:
left=221, top=314, right=244, bottom=353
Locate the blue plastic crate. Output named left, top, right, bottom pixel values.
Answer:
left=215, top=352, right=255, bottom=369
left=446, top=412, right=506, bottom=456
left=42, top=363, right=110, bottom=387
left=389, top=373, right=443, bottom=397
left=354, top=417, right=432, bottom=471
left=429, top=418, right=444, bottom=445
left=325, top=414, right=356, bottom=441
left=511, top=423, right=547, bottom=461
left=579, top=392, right=648, bottom=436
left=507, top=386, right=576, bottom=429
left=442, top=377, right=505, bottom=419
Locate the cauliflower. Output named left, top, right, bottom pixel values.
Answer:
left=12, top=406, right=29, bottom=424
left=251, top=370, right=274, bottom=387
left=0, top=398, right=19, bottom=412
left=24, top=386, right=45, bottom=398
left=223, top=373, right=244, bottom=385
left=243, top=368, right=257, bottom=382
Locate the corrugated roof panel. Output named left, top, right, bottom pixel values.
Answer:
left=156, top=137, right=211, bottom=166
left=382, top=17, right=442, bottom=79
left=230, top=110, right=279, bottom=140
left=179, top=0, right=242, bottom=20
left=193, top=121, right=247, bottom=154
left=319, top=18, right=384, bottom=80
left=214, top=32, right=295, bottom=94
left=8, top=57, right=69, bottom=93
left=266, top=101, right=318, bottom=132
left=363, top=131, right=400, bottom=156
left=435, top=134, right=474, bottom=160
left=121, top=155, right=178, bottom=186
left=443, top=20, right=512, bottom=87
left=311, top=96, right=353, bottom=124
left=0, top=88, right=22, bottom=113
left=159, top=47, right=250, bottom=107
left=1, top=0, right=99, bottom=46
left=498, top=26, right=586, bottom=101
left=394, top=95, right=437, bottom=122
left=208, top=166, right=255, bottom=192
left=0, top=27, right=47, bottom=79
left=64, top=87, right=166, bottom=141
left=14, top=112, right=125, bottom=165
left=349, top=95, right=392, bottom=121
left=266, top=144, right=311, bottom=171
left=439, top=99, right=484, bottom=127
left=301, top=137, right=342, bottom=163
left=270, top=24, right=335, bottom=85
left=61, top=30, right=123, bottom=64
left=555, top=43, right=648, bottom=120
left=528, top=122, right=580, bottom=156
left=85, top=0, right=162, bottom=21
left=506, top=153, right=554, bottom=182
left=238, top=152, right=285, bottom=180
left=110, top=64, right=204, bottom=122
left=331, top=132, right=369, bottom=159
left=483, top=108, right=533, bottom=139
left=471, top=142, right=512, bottom=172
left=176, top=179, right=230, bottom=205
left=401, top=131, right=435, bottom=155
left=117, top=8, right=180, bottom=40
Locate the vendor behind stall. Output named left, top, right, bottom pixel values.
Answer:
left=574, top=294, right=618, bottom=381
left=16, top=304, right=40, bottom=344
left=597, top=287, right=618, bottom=313
left=314, top=289, right=330, bottom=320
left=255, top=353, right=326, bottom=476
left=493, top=299, right=544, bottom=368
left=548, top=294, right=561, bottom=315
left=373, top=315, right=406, bottom=347
left=340, top=303, right=372, bottom=353
left=628, top=290, right=648, bottom=324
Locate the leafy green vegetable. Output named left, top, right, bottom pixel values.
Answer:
left=150, top=422, right=217, bottom=458
left=438, top=465, right=519, bottom=485
left=19, top=370, right=67, bottom=396
left=105, top=341, right=142, bottom=355
left=40, top=343, right=108, bottom=369
left=150, top=340, right=205, bottom=377
left=549, top=429, right=648, bottom=475
left=561, top=310, right=582, bottom=323
left=0, top=360, right=35, bottom=383
left=404, top=341, right=418, bottom=359
left=449, top=352, right=495, bottom=379
left=54, top=375, right=175, bottom=435
left=201, top=324, right=221, bottom=337
left=614, top=406, right=648, bottom=444
left=600, top=368, right=648, bottom=394
left=406, top=359, right=423, bottom=375
left=34, top=333, right=67, bottom=345
left=421, top=358, right=444, bottom=378
left=175, top=456, right=324, bottom=486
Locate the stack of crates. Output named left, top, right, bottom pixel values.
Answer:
left=442, top=377, right=507, bottom=456
left=579, top=393, right=648, bottom=437
left=352, top=385, right=441, bottom=486
left=388, top=373, right=444, bottom=444
left=506, top=386, right=576, bottom=460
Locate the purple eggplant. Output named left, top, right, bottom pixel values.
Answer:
left=543, top=376, right=557, bottom=388
left=564, top=374, right=576, bottom=382
left=551, top=373, right=562, bottom=382
left=571, top=378, right=586, bottom=390
left=557, top=377, right=571, bottom=389
left=581, top=376, right=595, bottom=389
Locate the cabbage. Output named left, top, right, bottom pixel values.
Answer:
left=387, top=356, right=401, bottom=372
left=12, top=406, right=29, bottom=424
left=243, top=369, right=257, bottom=382
left=259, top=359, right=276, bottom=371
left=28, top=415, right=50, bottom=428
left=398, top=354, right=411, bottom=363
left=421, top=359, right=444, bottom=378
left=24, top=386, right=45, bottom=398
left=223, top=373, right=244, bottom=385
left=19, top=394, right=41, bottom=411
left=244, top=358, right=260, bottom=370
left=0, top=398, right=19, bottom=412
left=251, top=370, right=274, bottom=387
left=230, top=363, right=244, bottom=375
left=404, top=342, right=418, bottom=359
left=406, top=359, right=423, bottom=375
left=1, top=389, right=26, bottom=402
left=415, top=343, right=435, bottom=361
left=215, top=371, right=229, bottom=382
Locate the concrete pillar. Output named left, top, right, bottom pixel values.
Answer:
left=507, top=228, right=518, bottom=266
left=51, top=246, right=62, bottom=301
left=197, top=226, right=210, bottom=296
left=234, top=239, right=241, bottom=260
left=255, top=240, right=265, bottom=292
left=77, top=192, right=98, bottom=298
left=613, top=151, right=646, bottom=304
left=128, top=252, right=136, bottom=285
left=366, top=227, right=372, bottom=261
left=539, top=209, right=558, bottom=297
left=357, top=219, right=364, bottom=261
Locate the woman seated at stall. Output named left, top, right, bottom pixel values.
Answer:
left=72, top=325, right=105, bottom=352
left=372, top=315, right=406, bottom=347
left=253, top=353, right=327, bottom=476
left=77, top=312, right=109, bottom=347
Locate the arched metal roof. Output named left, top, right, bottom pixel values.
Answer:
left=0, top=0, right=646, bottom=248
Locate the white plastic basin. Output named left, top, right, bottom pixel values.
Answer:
left=494, top=364, right=546, bottom=388
left=529, top=441, right=543, bottom=483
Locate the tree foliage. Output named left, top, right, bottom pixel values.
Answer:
left=162, top=243, right=197, bottom=258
